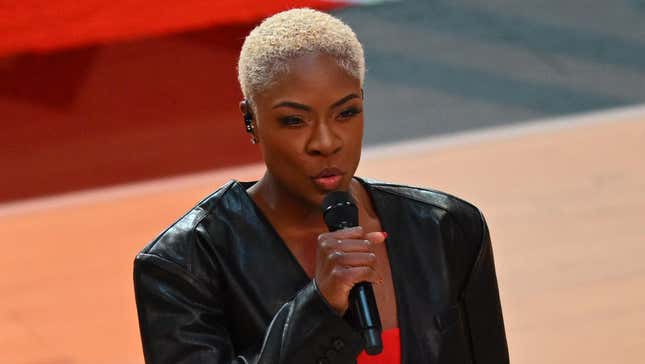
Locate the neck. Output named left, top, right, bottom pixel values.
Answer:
left=248, top=172, right=326, bottom=230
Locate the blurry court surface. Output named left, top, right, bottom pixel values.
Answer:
left=1, top=105, right=644, bottom=363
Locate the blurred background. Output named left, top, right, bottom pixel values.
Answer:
left=1, top=0, right=644, bottom=363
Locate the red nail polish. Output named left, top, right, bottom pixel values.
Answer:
left=382, top=231, right=388, bottom=239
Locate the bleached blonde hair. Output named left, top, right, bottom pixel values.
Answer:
left=237, top=8, right=365, bottom=102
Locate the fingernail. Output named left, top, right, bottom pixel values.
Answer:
left=382, top=231, right=388, bottom=239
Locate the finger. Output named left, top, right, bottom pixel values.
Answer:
left=327, top=251, right=377, bottom=268
left=319, top=241, right=371, bottom=272
left=319, top=236, right=372, bottom=254
left=336, top=238, right=374, bottom=252
left=320, top=238, right=368, bottom=255
left=365, top=231, right=387, bottom=245
left=318, top=226, right=364, bottom=243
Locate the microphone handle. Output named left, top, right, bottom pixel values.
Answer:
left=349, top=282, right=383, bottom=355
left=320, top=191, right=383, bottom=355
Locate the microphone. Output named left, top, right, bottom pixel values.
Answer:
left=322, top=191, right=383, bottom=355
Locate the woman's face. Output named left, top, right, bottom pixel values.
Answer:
left=248, top=52, right=364, bottom=207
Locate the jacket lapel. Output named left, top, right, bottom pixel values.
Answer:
left=222, top=181, right=311, bottom=319
left=360, top=178, right=446, bottom=363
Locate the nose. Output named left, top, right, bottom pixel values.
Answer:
left=306, top=120, right=342, bottom=156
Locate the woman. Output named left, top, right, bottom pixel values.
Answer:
left=134, top=8, right=509, bottom=364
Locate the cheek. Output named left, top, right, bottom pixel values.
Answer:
left=343, top=118, right=364, bottom=153
left=258, top=131, right=306, bottom=168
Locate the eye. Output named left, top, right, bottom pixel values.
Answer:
left=279, top=115, right=305, bottom=127
left=338, top=107, right=362, bottom=120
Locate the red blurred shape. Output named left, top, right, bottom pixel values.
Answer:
left=0, top=0, right=347, bottom=57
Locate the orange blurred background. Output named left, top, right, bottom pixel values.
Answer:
left=2, top=2, right=644, bottom=363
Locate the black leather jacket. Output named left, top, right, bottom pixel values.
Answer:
left=134, top=178, right=509, bottom=364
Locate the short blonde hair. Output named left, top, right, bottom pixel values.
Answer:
left=237, top=8, right=365, bottom=102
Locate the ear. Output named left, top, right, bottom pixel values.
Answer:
left=240, top=100, right=250, bottom=116
left=240, top=99, right=255, bottom=123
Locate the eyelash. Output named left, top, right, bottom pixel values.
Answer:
left=279, top=116, right=305, bottom=127
left=278, top=107, right=362, bottom=127
left=338, top=107, right=361, bottom=120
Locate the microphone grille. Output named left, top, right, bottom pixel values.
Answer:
left=322, top=191, right=358, bottom=231
left=322, top=191, right=353, bottom=211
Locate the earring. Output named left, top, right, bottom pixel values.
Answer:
left=244, top=112, right=254, bottom=133
left=244, top=110, right=257, bottom=144
left=243, top=100, right=258, bottom=144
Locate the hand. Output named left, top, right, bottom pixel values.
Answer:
left=314, top=226, right=387, bottom=315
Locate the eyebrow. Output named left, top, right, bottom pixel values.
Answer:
left=272, top=93, right=360, bottom=111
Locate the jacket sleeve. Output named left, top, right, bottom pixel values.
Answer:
left=460, top=211, right=510, bottom=364
left=133, top=252, right=363, bottom=364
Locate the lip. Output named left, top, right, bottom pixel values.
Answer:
left=314, top=167, right=344, bottom=179
left=312, top=167, right=345, bottom=191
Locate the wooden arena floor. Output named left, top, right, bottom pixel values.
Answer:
left=1, top=106, right=644, bottom=364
